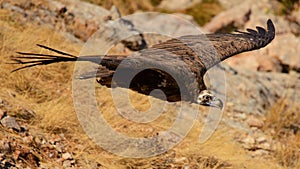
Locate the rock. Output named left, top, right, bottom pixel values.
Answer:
left=246, top=117, right=264, bottom=129
left=210, top=0, right=300, bottom=74
left=233, top=113, right=247, bottom=120
left=39, top=163, right=50, bottom=169
left=1, top=140, right=11, bottom=154
left=245, top=8, right=291, bottom=35
left=22, top=136, right=33, bottom=144
left=267, top=33, right=300, bottom=73
left=251, top=149, right=269, bottom=156
left=242, top=136, right=255, bottom=145
left=256, top=136, right=267, bottom=144
left=62, top=160, right=72, bottom=168
left=33, top=135, right=46, bottom=146
left=218, top=0, right=250, bottom=9
left=159, top=0, right=202, bottom=11
left=291, top=8, right=300, bottom=25
left=224, top=52, right=283, bottom=72
left=55, top=144, right=65, bottom=153
left=203, top=1, right=292, bottom=73
left=288, top=7, right=300, bottom=36
left=62, top=159, right=75, bottom=168
left=0, top=116, right=21, bottom=131
left=0, top=109, right=7, bottom=119
left=62, top=152, right=72, bottom=160
left=129, top=12, right=200, bottom=47
left=203, top=1, right=251, bottom=33
left=174, top=157, right=188, bottom=163
left=259, top=142, right=271, bottom=150
left=220, top=67, right=300, bottom=115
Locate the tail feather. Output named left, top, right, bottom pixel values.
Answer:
left=10, top=44, right=79, bottom=72
left=10, top=44, right=128, bottom=78
left=11, top=62, right=51, bottom=72
left=36, top=44, right=77, bottom=58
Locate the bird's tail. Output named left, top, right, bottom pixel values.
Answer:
left=10, top=44, right=78, bottom=72
left=10, top=44, right=127, bottom=72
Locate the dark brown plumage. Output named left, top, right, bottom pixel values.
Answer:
left=11, top=19, right=275, bottom=109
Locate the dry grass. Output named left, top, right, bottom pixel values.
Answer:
left=264, top=96, right=300, bottom=168
left=275, top=0, right=300, bottom=15
left=184, top=0, right=223, bottom=26
left=0, top=6, right=288, bottom=169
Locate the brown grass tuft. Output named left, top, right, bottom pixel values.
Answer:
left=183, top=0, right=223, bottom=26
left=264, top=96, right=300, bottom=168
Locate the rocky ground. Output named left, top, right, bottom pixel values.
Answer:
left=0, top=0, right=300, bottom=168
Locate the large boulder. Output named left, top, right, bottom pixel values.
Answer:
left=158, top=0, right=202, bottom=11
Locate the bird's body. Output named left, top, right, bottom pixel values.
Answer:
left=12, top=19, right=275, bottom=109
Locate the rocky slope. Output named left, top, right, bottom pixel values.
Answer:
left=0, top=0, right=299, bottom=168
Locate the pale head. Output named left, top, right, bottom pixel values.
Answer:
left=197, top=90, right=223, bottom=109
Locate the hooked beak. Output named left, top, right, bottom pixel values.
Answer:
left=197, top=90, right=223, bottom=110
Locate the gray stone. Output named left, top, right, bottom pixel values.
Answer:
left=242, top=136, right=255, bottom=145
left=256, top=136, right=267, bottom=144
left=128, top=12, right=200, bottom=47
left=62, top=160, right=72, bottom=168
left=218, top=0, right=251, bottom=9
left=252, top=149, right=269, bottom=156
left=0, top=116, right=21, bottom=131
left=62, top=152, right=72, bottom=160
left=159, top=0, right=202, bottom=11
left=259, top=142, right=271, bottom=150
left=233, top=113, right=247, bottom=120
left=219, top=66, right=300, bottom=115
left=204, top=1, right=251, bottom=33
left=268, top=33, right=300, bottom=73
left=246, top=117, right=264, bottom=129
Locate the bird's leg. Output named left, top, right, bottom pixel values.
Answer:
left=197, top=90, right=223, bottom=109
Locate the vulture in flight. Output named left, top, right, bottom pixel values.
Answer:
left=11, top=19, right=275, bottom=109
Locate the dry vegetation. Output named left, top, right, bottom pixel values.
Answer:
left=184, top=0, right=223, bottom=26
left=264, top=96, right=300, bottom=168
left=0, top=1, right=299, bottom=168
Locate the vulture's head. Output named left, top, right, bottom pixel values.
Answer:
left=197, top=90, right=223, bottom=109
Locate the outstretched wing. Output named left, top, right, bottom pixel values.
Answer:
left=208, top=19, right=275, bottom=65
left=150, top=19, right=275, bottom=71
left=10, top=19, right=275, bottom=103
left=11, top=19, right=275, bottom=74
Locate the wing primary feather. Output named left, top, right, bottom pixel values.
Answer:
left=267, top=19, right=275, bottom=40
left=234, top=30, right=252, bottom=36
left=16, top=52, right=70, bottom=58
left=256, top=26, right=267, bottom=35
left=11, top=62, right=50, bottom=72
left=246, top=28, right=258, bottom=35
